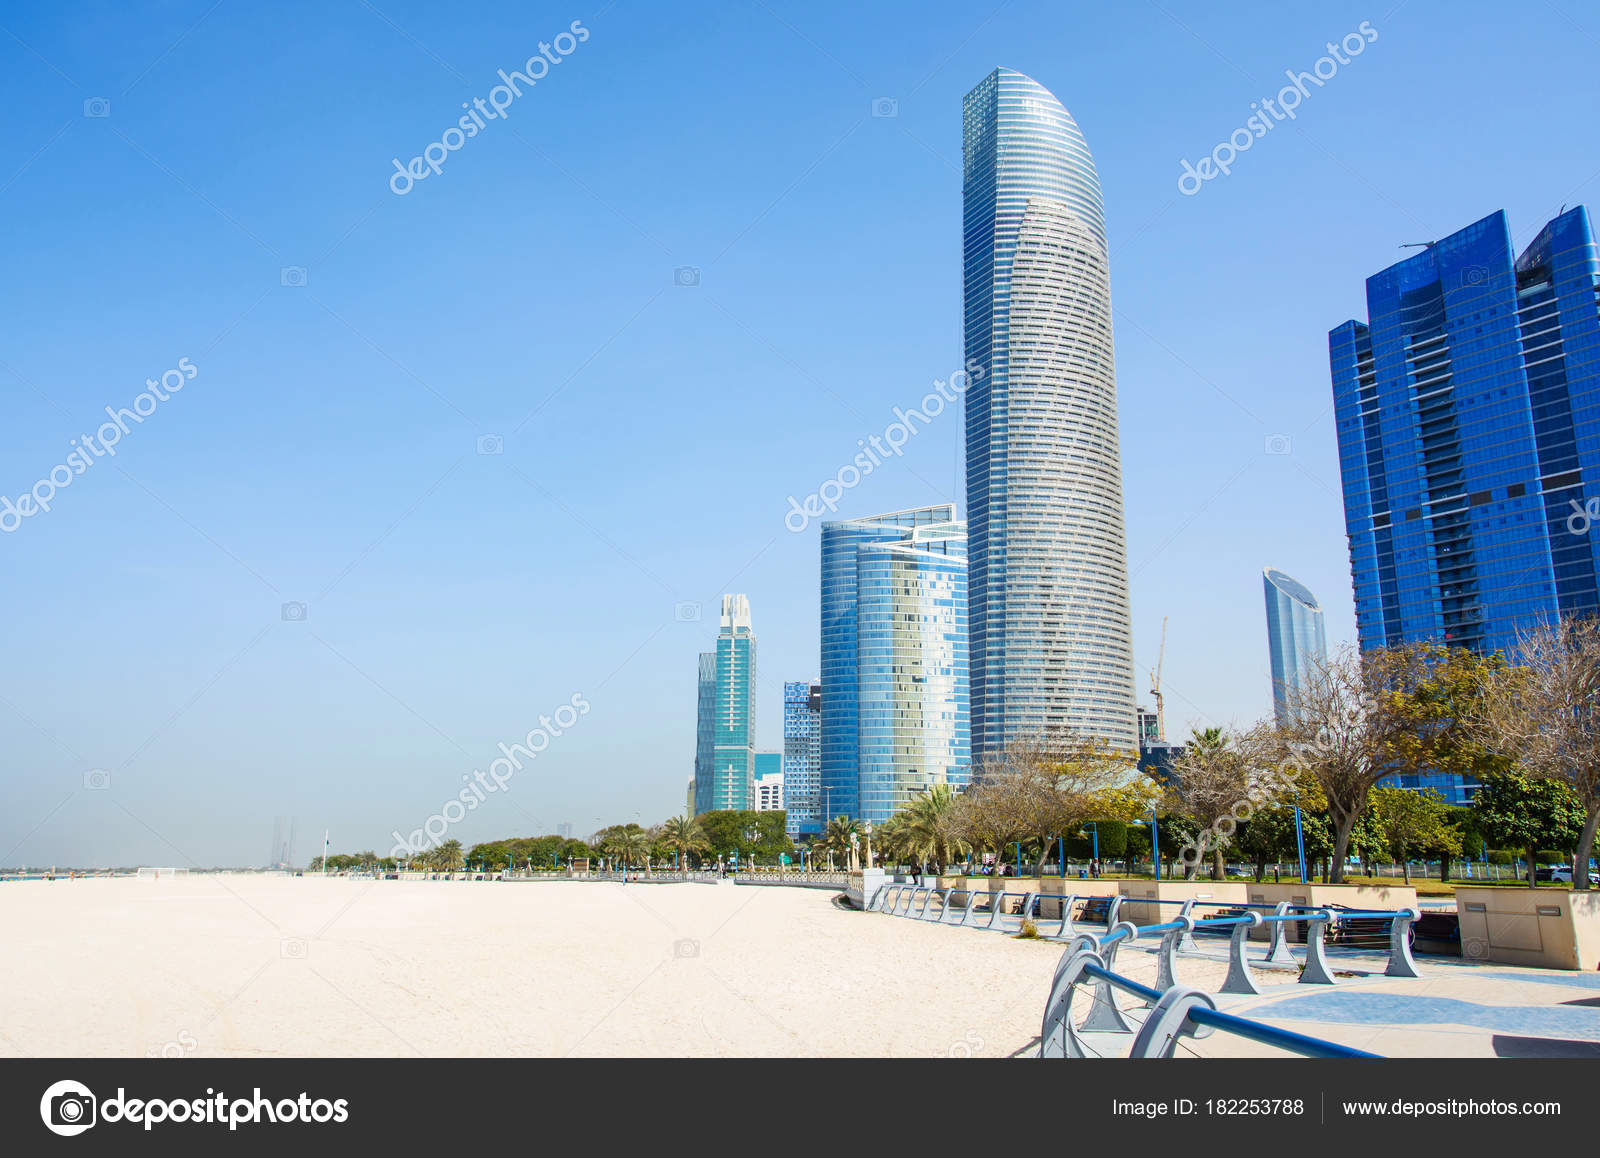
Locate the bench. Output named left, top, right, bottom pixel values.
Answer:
left=1076, top=896, right=1112, bottom=924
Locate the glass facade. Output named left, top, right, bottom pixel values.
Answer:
left=754, top=752, right=783, bottom=812
left=782, top=680, right=822, bottom=837
left=692, top=651, right=715, bottom=815
left=1262, top=568, right=1328, bottom=724
left=820, top=507, right=970, bottom=824
left=962, top=67, right=1138, bottom=763
left=694, top=594, right=757, bottom=813
left=1330, top=206, right=1600, bottom=803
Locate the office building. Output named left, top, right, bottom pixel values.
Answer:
left=1262, top=568, right=1329, bottom=723
left=782, top=680, right=822, bottom=837
left=1330, top=206, right=1600, bottom=801
left=821, top=507, right=970, bottom=824
left=754, top=753, right=783, bottom=812
left=962, top=67, right=1139, bottom=763
left=692, top=651, right=716, bottom=814
left=704, top=595, right=758, bottom=811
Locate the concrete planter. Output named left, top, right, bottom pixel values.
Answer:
left=1115, top=879, right=1249, bottom=926
left=938, top=875, right=1122, bottom=919
left=1243, top=882, right=1420, bottom=941
left=1456, top=887, right=1600, bottom=970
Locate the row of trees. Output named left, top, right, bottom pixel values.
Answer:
left=1166, top=619, right=1600, bottom=887
left=854, top=617, right=1600, bottom=890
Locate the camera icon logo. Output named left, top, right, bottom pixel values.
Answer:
left=83, top=97, right=111, bottom=118
left=40, top=1079, right=97, bottom=1136
left=281, top=938, right=309, bottom=959
left=281, top=601, right=308, bottom=622
left=280, top=266, right=308, bottom=287
left=871, top=97, right=898, bottom=118
left=674, top=938, right=699, bottom=959
left=674, top=600, right=701, bottom=622
left=673, top=266, right=700, bottom=288
left=1264, top=433, right=1292, bottom=455
left=83, top=768, right=111, bottom=791
left=1462, top=264, right=1492, bottom=288
left=477, top=434, right=504, bottom=455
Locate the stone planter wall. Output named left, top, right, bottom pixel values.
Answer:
left=1456, top=887, right=1600, bottom=970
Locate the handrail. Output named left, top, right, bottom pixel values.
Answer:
left=1083, top=962, right=1162, bottom=1003
left=1185, top=1006, right=1380, bottom=1058
left=1041, top=944, right=1386, bottom=1060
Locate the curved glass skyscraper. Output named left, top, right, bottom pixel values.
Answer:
left=820, top=506, right=970, bottom=823
left=1262, top=568, right=1327, bottom=724
left=962, top=67, right=1137, bottom=762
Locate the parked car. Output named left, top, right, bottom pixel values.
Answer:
left=1550, top=866, right=1600, bottom=886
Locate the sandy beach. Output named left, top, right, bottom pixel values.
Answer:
left=0, top=877, right=1062, bottom=1058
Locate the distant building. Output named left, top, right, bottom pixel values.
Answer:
left=783, top=680, right=822, bottom=837
left=821, top=506, right=969, bottom=824
left=754, top=753, right=783, bottom=812
left=685, top=776, right=695, bottom=817
left=695, top=595, right=757, bottom=812
left=556, top=822, right=572, bottom=839
left=1138, top=740, right=1185, bottom=787
left=1262, top=568, right=1328, bottom=724
left=692, top=651, right=715, bottom=813
left=1136, top=707, right=1160, bottom=747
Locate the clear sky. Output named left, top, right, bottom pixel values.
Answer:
left=3, top=0, right=1597, bottom=867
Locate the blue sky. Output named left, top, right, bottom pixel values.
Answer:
left=3, top=0, right=1597, bottom=866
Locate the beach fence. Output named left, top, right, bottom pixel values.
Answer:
left=135, top=867, right=189, bottom=880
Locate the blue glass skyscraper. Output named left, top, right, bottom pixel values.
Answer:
left=692, top=651, right=715, bottom=815
left=1331, top=206, right=1600, bottom=800
left=962, top=67, right=1138, bottom=763
left=820, top=506, right=969, bottom=824
left=782, top=680, right=821, bottom=837
left=1262, top=568, right=1328, bottom=724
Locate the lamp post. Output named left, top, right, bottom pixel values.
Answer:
left=1012, top=841, right=1022, bottom=878
left=1292, top=805, right=1309, bottom=883
left=863, top=820, right=874, bottom=870
left=1081, top=822, right=1099, bottom=865
left=1058, top=836, right=1065, bottom=877
left=1132, top=813, right=1160, bottom=879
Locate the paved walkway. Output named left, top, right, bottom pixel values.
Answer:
left=1093, top=941, right=1600, bottom=1057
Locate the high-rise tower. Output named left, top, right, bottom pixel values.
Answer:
left=820, top=506, right=970, bottom=823
left=708, top=594, right=757, bottom=811
left=1330, top=206, right=1600, bottom=802
left=1262, top=568, right=1328, bottom=724
left=962, top=67, right=1137, bottom=763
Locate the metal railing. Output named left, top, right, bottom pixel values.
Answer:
left=1039, top=923, right=1385, bottom=1059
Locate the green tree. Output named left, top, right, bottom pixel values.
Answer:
left=1472, top=616, right=1600, bottom=890
left=1368, top=787, right=1457, bottom=883
left=1472, top=770, right=1586, bottom=887
left=658, top=815, right=709, bottom=867
left=816, top=815, right=858, bottom=868
left=889, top=784, right=967, bottom=873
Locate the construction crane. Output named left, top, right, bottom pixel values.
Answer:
left=1148, top=616, right=1168, bottom=743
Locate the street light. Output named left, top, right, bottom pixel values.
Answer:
left=1294, top=805, right=1308, bottom=883
left=1132, top=812, right=1160, bottom=879
left=1079, top=823, right=1100, bottom=865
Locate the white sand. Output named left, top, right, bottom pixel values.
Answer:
left=0, top=877, right=1065, bottom=1058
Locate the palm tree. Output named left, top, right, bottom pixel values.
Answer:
left=600, top=827, right=652, bottom=871
left=819, top=815, right=859, bottom=870
left=659, top=815, right=709, bottom=868
left=435, top=839, right=465, bottom=875
left=899, top=784, right=967, bottom=874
